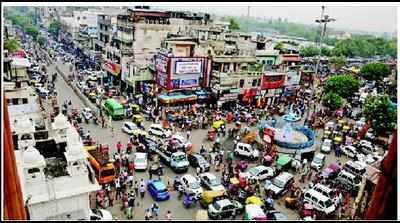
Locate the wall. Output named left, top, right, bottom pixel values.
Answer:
left=29, top=193, right=90, bottom=220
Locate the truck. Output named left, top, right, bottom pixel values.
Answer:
left=85, top=146, right=116, bottom=184
left=149, top=144, right=189, bottom=173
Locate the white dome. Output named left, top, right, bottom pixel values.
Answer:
left=23, top=145, right=45, bottom=167
left=14, top=118, right=35, bottom=134
left=53, top=113, right=69, bottom=129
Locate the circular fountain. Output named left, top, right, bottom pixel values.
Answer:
left=282, top=104, right=302, bottom=122
left=258, top=117, right=315, bottom=153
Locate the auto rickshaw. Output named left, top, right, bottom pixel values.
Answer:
left=199, top=190, right=228, bottom=208
left=245, top=195, right=264, bottom=206
left=88, top=92, right=97, bottom=102
left=243, top=132, right=257, bottom=144
left=342, top=124, right=351, bottom=134
left=212, top=120, right=225, bottom=129
left=276, top=154, right=292, bottom=171
left=323, top=129, right=332, bottom=140
left=332, top=131, right=343, bottom=145
left=208, top=128, right=216, bottom=141
left=132, top=114, right=144, bottom=124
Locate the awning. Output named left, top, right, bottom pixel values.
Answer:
left=102, top=61, right=121, bottom=76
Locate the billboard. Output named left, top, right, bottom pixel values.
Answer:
left=175, top=61, right=202, bottom=75
left=155, top=54, right=168, bottom=73
left=180, top=78, right=199, bottom=88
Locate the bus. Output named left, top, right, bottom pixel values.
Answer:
left=85, top=146, right=115, bottom=184
left=102, top=98, right=124, bottom=120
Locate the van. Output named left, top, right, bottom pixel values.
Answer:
left=264, top=172, right=294, bottom=198
left=343, top=160, right=366, bottom=177
left=303, top=189, right=336, bottom=215
left=312, top=183, right=334, bottom=199
left=102, top=99, right=124, bottom=120
left=336, top=170, right=361, bottom=192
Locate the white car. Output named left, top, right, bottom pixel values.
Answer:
left=148, top=124, right=172, bottom=138
left=245, top=165, right=275, bottom=181
left=234, top=142, right=259, bottom=159
left=341, top=145, right=357, bottom=159
left=311, top=153, right=326, bottom=170
left=122, top=121, right=147, bottom=136
left=134, top=152, right=148, bottom=170
left=90, top=208, right=112, bottom=220
left=358, top=140, right=376, bottom=155
left=321, top=139, right=332, bottom=153
left=179, top=174, right=203, bottom=198
left=169, top=134, right=192, bottom=149
left=82, top=107, right=93, bottom=120
left=199, top=172, right=226, bottom=191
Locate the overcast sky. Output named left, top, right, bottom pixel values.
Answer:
left=158, top=5, right=397, bottom=33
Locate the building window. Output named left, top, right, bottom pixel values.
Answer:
left=252, top=79, right=257, bottom=87
left=22, top=98, right=28, bottom=104
left=77, top=16, right=80, bottom=20
left=12, top=98, right=19, bottom=105
left=239, top=79, right=245, bottom=88
left=82, top=16, right=86, bottom=20
left=257, top=78, right=261, bottom=86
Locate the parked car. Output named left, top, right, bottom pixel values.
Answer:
left=208, top=199, right=244, bottom=220
left=310, top=153, right=326, bottom=170
left=82, top=107, right=93, bottom=120
left=122, top=121, right=147, bottom=136
left=234, top=142, right=260, bottom=160
left=188, top=153, right=210, bottom=172
left=147, top=180, right=170, bottom=201
left=134, top=152, right=147, bottom=171
left=357, top=140, right=377, bottom=155
left=89, top=208, right=113, bottom=220
left=243, top=204, right=267, bottom=220
left=266, top=209, right=288, bottom=220
left=341, top=145, right=357, bottom=159
left=148, top=123, right=172, bottom=138
left=264, top=172, right=294, bottom=198
left=303, top=189, right=336, bottom=215
left=169, top=134, right=192, bottom=150
left=336, top=170, right=362, bottom=193
left=321, top=139, right=332, bottom=153
left=245, top=165, right=275, bottom=181
left=199, top=172, right=225, bottom=191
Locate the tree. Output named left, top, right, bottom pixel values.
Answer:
left=329, top=56, right=346, bottom=71
left=324, top=74, right=360, bottom=99
left=322, top=92, right=344, bottom=111
left=300, top=46, right=319, bottom=57
left=274, top=42, right=285, bottom=53
left=4, top=39, right=21, bottom=53
left=229, top=18, right=240, bottom=30
left=48, top=20, right=61, bottom=37
left=363, top=95, right=396, bottom=135
left=360, top=62, right=391, bottom=81
left=25, top=25, right=39, bottom=40
left=37, top=35, right=46, bottom=47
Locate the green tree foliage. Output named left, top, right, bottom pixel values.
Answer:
left=49, top=20, right=61, bottom=37
left=229, top=18, right=240, bottom=30
left=360, top=62, right=391, bottom=81
left=4, top=39, right=21, bottom=53
left=300, top=46, right=332, bottom=57
left=6, top=7, right=39, bottom=40
left=333, top=36, right=397, bottom=58
left=324, top=74, right=360, bottom=99
left=37, top=35, right=46, bottom=47
left=274, top=42, right=284, bottom=53
left=322, top=92, right=344, bottom=111
left=300, top=46, right=319, bottom=57
left=363, top=95, right=396, bottom=134
left=329, top=56, right=346, bottom=71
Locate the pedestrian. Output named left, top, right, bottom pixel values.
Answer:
left=134, top=181, right=139, bottom=195
left=115, top=179, right=121, bottom=200
left=108, top=190, right=114, bottom=207
left=196, top=166, right=201, bottom=176
left=151, top=203, right=160, bottom=220
left=186, top=130, right=191, bottom=140
left=165, top=210, right=172, bottom=221
left=148, top=167, right=153, bottom=180
left=117, top=141, right=123, bottom=154
left=140, top=183, right=146, bottom=198
left=145, top=209, right=152, bottom=220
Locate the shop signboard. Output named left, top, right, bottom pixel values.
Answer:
left=158, top=72, right=167, bottom=88
left=155, top=54, right=168, bottom=73
left=180, top=78, right=199, bottom=88
left=175, top=61, right=202, bottom=75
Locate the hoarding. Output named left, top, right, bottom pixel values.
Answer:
left=155, top=54, right=168, bottom=73
left=175, top=61, right=202, bottom=75
left=180, top=78, right=199, bottom=88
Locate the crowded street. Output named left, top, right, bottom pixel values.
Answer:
left=3, top=4, right=397, bottom=221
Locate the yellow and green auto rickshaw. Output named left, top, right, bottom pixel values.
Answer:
left=199, top=190, right=228, bottom=208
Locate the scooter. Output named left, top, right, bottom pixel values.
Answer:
left=183, top=194, right=195, bottom=208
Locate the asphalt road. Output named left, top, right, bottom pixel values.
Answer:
left=49, top=54, right=353, bottom=220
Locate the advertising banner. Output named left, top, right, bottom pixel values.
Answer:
left=180, top=78, right=199, bottom=88
left=158, top=72, right=167, bottom=88
left=175, top=61, right=202, bottom=75
left=156, top=54, right=168, bottom=73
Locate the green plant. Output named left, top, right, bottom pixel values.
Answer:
left=322, top=92, right=344, bottom=111
left=324, top=74, right=360, bottom=99
left=363, top=95, right=397, bottom=134
left=360, top=62, right=391, bottom=81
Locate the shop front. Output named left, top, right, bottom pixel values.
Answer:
left=216, top=88, right=240, bottom=110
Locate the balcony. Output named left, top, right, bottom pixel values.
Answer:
left=116, top=31, right=133, bottom=43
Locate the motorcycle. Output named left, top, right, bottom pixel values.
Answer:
left=183, top=194, right=196, bottom=208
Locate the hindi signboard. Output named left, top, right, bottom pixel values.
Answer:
left=175, top=61, right=202, bottom=75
